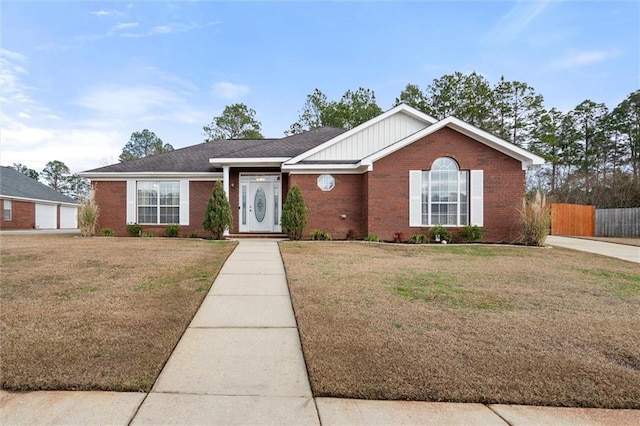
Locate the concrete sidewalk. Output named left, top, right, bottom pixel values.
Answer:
left=2, top=239, right=639, bottom=425
left=546, top=235, right=640, bottom=263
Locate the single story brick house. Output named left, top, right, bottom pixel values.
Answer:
left=80, top=104, right=544, bottom=242
left=0, top=166, right=79, bottom=230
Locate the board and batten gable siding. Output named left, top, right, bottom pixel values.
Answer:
left=305, top=112, right=428, bottom=161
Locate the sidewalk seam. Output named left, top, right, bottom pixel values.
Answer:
left=486, top=404, right=514, bottom=426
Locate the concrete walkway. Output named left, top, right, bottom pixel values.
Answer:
left=546, top=235, right=640, bottom=263
left=2, top=239, right=640, bottom=425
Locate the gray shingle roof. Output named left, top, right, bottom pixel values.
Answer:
left=0, top=167, right=78, bottom=204
left=83, top=127, right=347, bottom=174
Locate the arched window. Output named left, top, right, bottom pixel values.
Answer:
left=421, top=157, right=469, bottom=226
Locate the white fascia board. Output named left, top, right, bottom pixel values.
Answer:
left=80, top=172, right=223, bottom=181
left=287, top=168, right=366, bottom=175
left=209, top=157, right=290, bottom=167
left=443, top=117, right=545, bottom=169
left=281, top=163, right=367, bottom=173
left=284, top=104, right=437, bottom=166
left=362, top=116, right=545, bottom=170
left=0, top=194, right=79, bottom=207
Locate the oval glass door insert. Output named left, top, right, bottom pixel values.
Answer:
left=254, top=187, right=267, bottom=223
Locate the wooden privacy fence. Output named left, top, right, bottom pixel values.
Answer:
left=596, top=208, right=640, bottom=237
left=551, top=203, right=595, bottom=237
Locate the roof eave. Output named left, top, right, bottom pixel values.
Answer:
left=0, top=194, right=79, bottom=206
left=79, top=171, right=223, bottom=180
left=209, top=157, right=290, bottom=168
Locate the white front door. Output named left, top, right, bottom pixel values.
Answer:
left=248, top=181, right=273, bottom=232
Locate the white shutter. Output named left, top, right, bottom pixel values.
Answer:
left=179, top=180, right=190, bottom=225
left=409, top=170, right=423, bottom=227
left=126, top=180, right=137, bottom=223
left=470, top=170, right=483, bottom=226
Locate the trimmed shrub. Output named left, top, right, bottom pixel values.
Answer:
left=281, top=184, right=307, bottom=240
left=127, top=223, right=142, bottom=237
left=142, top=232, right=155, bottom=238
left=203, top=181, right=233, bottom=240
left=310, top=230, right=332, bottom=240
left=101, top=228, right=117, bottom=237
left=165, top=224, right=180, bottom=238
left=187, top=231, right=199, bottom=238
left=78, top=194, right=99, bottom=237
left=408, top=233, right=429, bottom=244
left=518, top=190, right=551, bottom=246
left=460, top=225, right=484, bottom=242
left=364, top=234, right=381, bottom=242
left=429, top=225, right=452, bottom=243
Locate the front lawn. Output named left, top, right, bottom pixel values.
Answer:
left=281, top=242, right=640, bottom=409
left=0, top=235, right=236, bottom=392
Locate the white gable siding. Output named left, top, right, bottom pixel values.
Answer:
left=306, top=112, right=428, bottom=161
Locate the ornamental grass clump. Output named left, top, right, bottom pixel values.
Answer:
left=518, top=190, right=551, bottom=246
left=281, top=184, right=307, bottom=240
left=78, top=193, right=99, bottom=237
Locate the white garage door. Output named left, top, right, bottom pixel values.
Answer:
left=35, top=204, right=57, bottom=229
left=60, top=206, right=77, bottom=229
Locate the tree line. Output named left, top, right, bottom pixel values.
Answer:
left=115, top=72, right=640, bottom=209
left=11, top=161, right=90, bottom=201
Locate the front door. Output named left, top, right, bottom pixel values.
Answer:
left=248, top=181, right=273, bottom=232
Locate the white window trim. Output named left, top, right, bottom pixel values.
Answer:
left=3, top=199, right=12, bottom=221
left=409, top=167, right=482, bottom=227
left=126, top=179, right=189, bottom=225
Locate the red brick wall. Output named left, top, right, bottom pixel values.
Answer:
left=189, top=181, right=217, bottom=237
left=0, top=199, right=35, bottom=229
left=289, top=174, right=365, bottom=240
left=93, top=180, right=218, bottom=237
left=367, top=127, right=525, bottom=243
left=93, top=181, right=127, bottom=235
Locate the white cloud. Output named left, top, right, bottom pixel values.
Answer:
left=212, top=82, right=250, bottom=100
left=90, top=10, right=125, bottom=17
left=551, top=49, right=621, bottom=69
left=112, top=22, right=139, bottom=31
left=485, top=0, right=551, bottom=43
left=0, top=48, right=33, bottom=105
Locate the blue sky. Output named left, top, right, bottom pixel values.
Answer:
left=1, top=1, right=638, bottom=174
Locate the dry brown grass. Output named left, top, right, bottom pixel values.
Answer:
left=281, top=242, right=640, bottom=409
left=0, top=235, right=236, bottom=392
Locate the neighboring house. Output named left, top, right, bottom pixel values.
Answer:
left=80, top=104, right=544, bottom=242
left=0, top=166, right=79, bottom=230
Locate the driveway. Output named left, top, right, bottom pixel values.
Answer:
left=546, top=235, right=640, bottom=263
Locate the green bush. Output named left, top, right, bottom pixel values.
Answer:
left=364, top=234, right=381, bottom=242
left=429, top=225, right=452, bottom=243
left=101, top=228, right=117, bottom=237
left=310, top=230, right=332, bottom=240
left=142, top=232, right=155, bottom=238
left=460, top=225, right=484, bottom=242
left=187, top=231, right=199, bottom=238
left=202, top=181, right=233, bottom=240
left=127, top=223, right=142, bottom=237
left=165, top=224, right=180, bottom=238
left=281, top=184, right=307, bottom=241
left=78, top=194, right=99, bottom=237
left=408, top=233, right=429, bottom=244
left=518, top=190, right=551, bottom=246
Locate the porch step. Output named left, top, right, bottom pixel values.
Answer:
left=227, top=233, right=288, bottom=239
